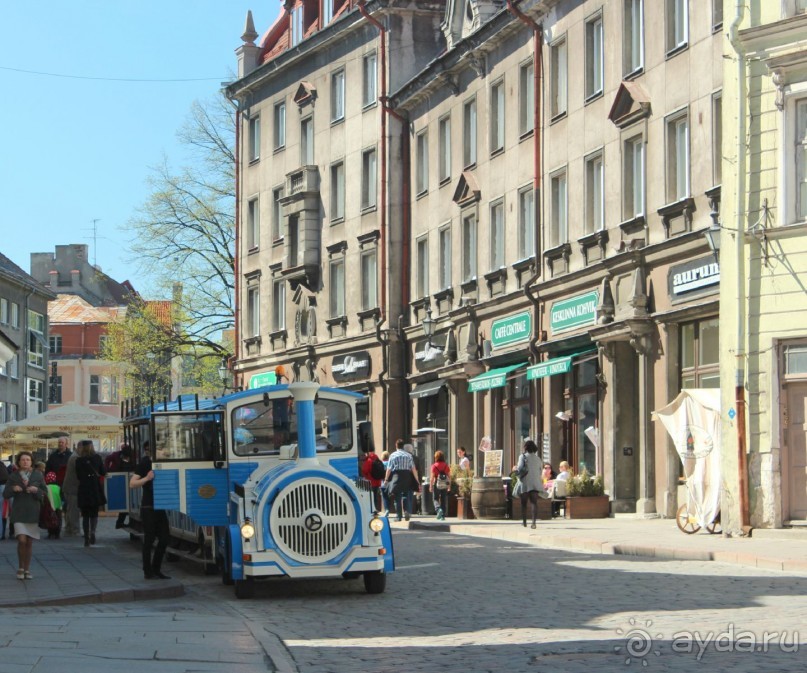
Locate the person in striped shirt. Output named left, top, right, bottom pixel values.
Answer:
left=383, top=439, right=419, bottom=521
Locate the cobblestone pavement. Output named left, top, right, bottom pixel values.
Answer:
left=0, top=527, right=805, bottom=673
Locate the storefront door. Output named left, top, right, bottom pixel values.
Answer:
left=784, top=382, right=807, bottom=521
left=564, top=357, right=599, bottom=475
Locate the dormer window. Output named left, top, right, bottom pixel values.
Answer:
left=292, top=5, right=304, bottom=46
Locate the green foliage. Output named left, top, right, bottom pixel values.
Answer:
left=566, top=468, right=605, bottom=497
left=450, top=463, right=473, bottom=497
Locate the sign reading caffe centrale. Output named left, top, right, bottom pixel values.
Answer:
left=331, top=351, right=371, bottom=381
left=668, top=256, right=720, bottom=300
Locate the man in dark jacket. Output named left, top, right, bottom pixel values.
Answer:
left=45, top=437, right=72, bottom=478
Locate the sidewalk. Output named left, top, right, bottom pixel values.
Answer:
left=395, top=514, right=807, bottom=574
left=0, top=517, right=183, bottom=608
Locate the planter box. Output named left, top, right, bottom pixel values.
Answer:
left=456, top=497, right=475, bottom=520
left=564, top=495, right=610, bottom=519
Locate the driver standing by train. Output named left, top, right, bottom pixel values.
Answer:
left=129, top=450, right=171, bottom=580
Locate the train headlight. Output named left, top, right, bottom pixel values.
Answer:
left=241, top=519, right=256, bottom=540
left=369, top=515, right=384, bottom=534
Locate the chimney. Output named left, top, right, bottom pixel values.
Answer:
left=71, top=269, right=80, bottom=289
left=49, top=270, right=59, bottom=289
left=236, top=11, right=261, bottom=78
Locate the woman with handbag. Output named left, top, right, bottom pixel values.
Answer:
left=3, top=451, right=46, bottom=579
left=75, top=440, right=107, bottom=547
left=513, top=439, right=544, bottom=529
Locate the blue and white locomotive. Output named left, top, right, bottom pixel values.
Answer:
left=113, top=381, right=394, bottom=598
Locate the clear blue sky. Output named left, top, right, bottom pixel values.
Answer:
left=0, top=1, right=279, bottom=297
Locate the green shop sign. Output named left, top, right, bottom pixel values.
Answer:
left=491, top=311, right=531, bottom=349
left=550, top=290, right=599, bottom=333
left=526, top=355, right=573, bottom=381
left=249, top=371, right=278, bottom=389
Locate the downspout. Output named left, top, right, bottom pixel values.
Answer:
left=234, top=108, right=241, bottom=389
left=728, top=0, right=751, bottom=532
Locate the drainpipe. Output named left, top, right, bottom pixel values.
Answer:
left=374, top=316, right=389, bottom=452
left=728, top=0, right=751, bottom=532
left=233, top=106, right=242, bottom=389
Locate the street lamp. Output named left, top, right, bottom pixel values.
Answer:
left=703, top=220, right=721, bottom=260
left=218, top=357, right=230, bottom=392
left=422, top=305, right=435, bottom=349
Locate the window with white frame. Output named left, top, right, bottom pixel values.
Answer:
left=331, top=69, right=345, bottom=122
left=249, top=114, right=260, bottom=162
left=623, top=0, right=644, bottom=75
left=272, top=187, right=284, bottom=241
left=0, top=298, right=7, bottom=324
left=247, top=286, right=260, bottom=337
left=712, top=0, right=723, bottom=29
left=585, top=151, right=604, bottom=233
left=796, top=97, right=807, bottom=221
left=624, top=134, right=645, bottom=218
left=49, top=334, right=62, bottom=355
left=490, top=200, right=504, bottom=270
left=550, top=37, right=568, bottom=118
left=361, top=250, right=378, bottom=310
left=784, top=0, right=807, bottom=17
left=490, top=79, right=505, bottom=153
left=28, top=310, right=45, bottom=368
left=331, top=161, right=345, bottom=221
left=99, top=334, right=109, bottom=354
left=90, top=374, right=118, bottom=404
left=550, top=170, right=568, bottom=247
left=323, top=0, right=334, bottom=24
left=585, top=13, right=604, bottom=99
left=518, top=186, right=535, bottom=259
left=362, top=148, right=377, bottom=209
left=292, top=5, right=304, bottom=46
left=272, top=279, right=285, bottom=331
left=247, top=197, right=260, bottom=250
left=417, top=236, right=429, bottom=298
left=666, top=0, right=688, bottom=54
left=301, top=116, right=314, bottom=164
left=416, top=130, right=429, bottom=195
left=27, top=378, right=44, bottom=415
left=519, top=61, right=534, bottom=135
left=438, top=115, right=451, bottom=183
left=462, top=214, right=477, bottom=281
left=439, top=225, right=452, bottom=290
left=329, top=259, right=345, bottom=317
left=463, top=98, right=477, bottom=168
left=11, top=302, right=19, bottom=328
left=274, top=101, right=286, bottom=150
left=712, top=92, right=722, bottom=186
left=666, top=111, right=690, bottom=202
left=363, top=52, right=377, bottom=107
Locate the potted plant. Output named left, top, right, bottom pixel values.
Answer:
left=564, top=469, right=610, bottom=518
left=450, top=464, right=474, bottom=519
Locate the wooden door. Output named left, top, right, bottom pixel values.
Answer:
left=785, top=383, right=807, bottom=521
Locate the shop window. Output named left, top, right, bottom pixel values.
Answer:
left=785, top=345, right=807, bottom=375
left=680, top=318, right=719, bottom=389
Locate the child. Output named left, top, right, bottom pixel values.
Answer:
left=41, top=471, right=63, bottom=538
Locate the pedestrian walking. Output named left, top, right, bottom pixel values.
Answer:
left=75, top=440, right=106, bottom=547
left=429, top=450, right=451, bottom=520
left=3, top=451, right=46, bottom=579
left=384, top=439, right=419, bottom=522
left=361, top=448, right=385, bottom=511
left=513, top=440, right=544, bottom=529
left=129, top=453, right=170, bottom=580
left=379, top=450, right=392, bottom=515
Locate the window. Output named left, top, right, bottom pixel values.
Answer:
left=518, top=186, right=535, bottom=259
left=301, top=116, right=314, bottom=164
left=288, top=215, right=299, bottom=266
left=272, top=279, right=285, bottom=332
left=681, top=318, right=719, bottom=389
left=417, top=237, right=429, bottom=299
left=363, top=52, right=377, bottom=107
left=439, top=225, right=452, bottom=290
left=272, top=187, right=284, bottom=241
left=490, top=200, right=504, bottom=270
left=712, top=0, right=723, bottom=29
left=550, top=37, right=567, bottom=118
left=462, top=214, right=477, bottom=282
left=361, top=250, right=378, bottom=310
left=49, top=335, right=62, bottom=355
left=247, top=286, right=260, bottom=337
left=51, top=376, right=63, bottom=405
left=463, top=98, right=477, bottom=168
left=90, top=374, right=118, bottom=405
left=331, top=69, right=345, bottom=122
left=712, top=92, right=722, bottom=186
left=585, top=152, right=604, bottom=233
left=330, top=259, right=345, bottom=317
left=416, top=131, right=429, bottom=195
left=323, top=0, right=333, bottom=24
left=796, top=98, right=807, bottom=221
left=666, top=111, right=690, bottom=202
left=550, top=170, right=568, bottom=247
left=247, top=197, right=260, bottom=250
left=11, top=302, right=19, bottom=328
left=291, top=5, right=304, bottom=46
left=666, top=0, right=688, bottom=54
left=274, top=101, right=286, bottom=150
left=248, top=115, right=260, bottom=162
left=7, top=402, right=17, bottom=422
left=585, top=14, right=604, bottom=99
left=362, top=148, right=377, bottom=209
left=624, top=135, right=645, bottom=218
left=28, top=310, right=45, bottom=368
left=623, top=0, right=644, bottom=75
left=8, top=354, right=18, bottom=379
left=438, top=116, right=451, bottom=183
left=0, top=298, right=7, bottom=324
left=519, top=61, right=534, bottom=135
left=490, top=79, right=505, bottom=153
left=330, top=161, right=345, bottom=221
left=27, top=378, right=44, bottom=415
left=785, top=0, right=807, bottom=17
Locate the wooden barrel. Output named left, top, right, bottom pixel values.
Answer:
left=470, top=477, right=507, bottom=519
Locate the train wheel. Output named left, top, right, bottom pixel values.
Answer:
left=363, top=571, right=386, bottom=594
left=234, top=578, right=255, bottom=599
left=676, top=504, right=701, bottom=534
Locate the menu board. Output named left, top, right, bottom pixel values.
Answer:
left=483, top=450, right=503, bottom=477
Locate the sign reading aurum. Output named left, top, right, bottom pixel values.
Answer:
left=550, top=291, right=599, bottom=333
left=491, top=311, right=531, bottom=349
left=669, top=257, right=720, bottom=296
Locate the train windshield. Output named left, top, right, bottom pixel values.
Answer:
left=231, top=395, right=353, bottom=456
left=151, top=412, right=224, bottom=462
